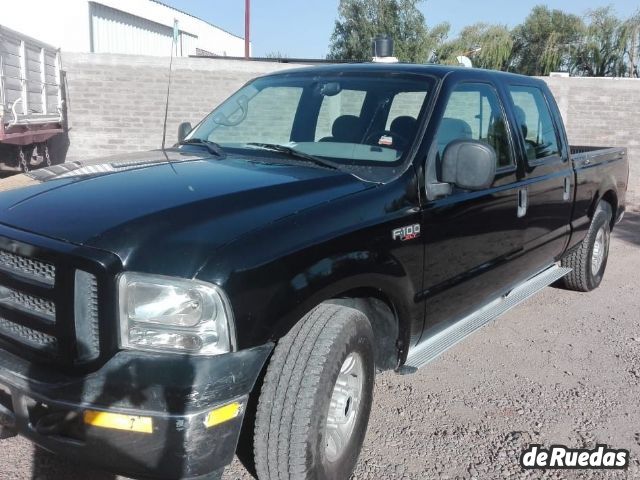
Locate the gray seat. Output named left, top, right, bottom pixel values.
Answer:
left=319, top=115, right=363, bottom=143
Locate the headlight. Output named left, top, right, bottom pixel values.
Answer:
left=118, top=273, right=235, bottom=355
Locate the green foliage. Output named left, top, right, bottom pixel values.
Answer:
left=327, top=1, right=640, bottom=77
left=511, top=6, right=584, bottom=76
left=437, top=23, right=513, bottom=70
left=573, top=6, right=639, bottom=77
left=328, top=0, right=449, bottom=62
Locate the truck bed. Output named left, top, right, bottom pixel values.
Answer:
left=570, top=145, right=626, bottom=163
left=569, top=144, right=629, bottom=248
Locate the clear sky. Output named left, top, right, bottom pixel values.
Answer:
left=164, top=0, right=639, bottom=58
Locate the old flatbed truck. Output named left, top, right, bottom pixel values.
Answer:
left=0, top=25, right=64, bottom=172
left=0, top=62, right=629, bottom=479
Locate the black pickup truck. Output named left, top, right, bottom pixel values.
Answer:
left=0, top=64, right=629, bottom=480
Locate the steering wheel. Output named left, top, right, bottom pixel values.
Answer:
left=363, top=130, right=408, bottom=149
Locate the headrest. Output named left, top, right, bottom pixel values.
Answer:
left=390, top=116, right=418, bottom=137
left=438, top=117, right=473, bottom=147
left=332, top=115, right=362, bottom=142
left=513, top=106, right=528, bottom=138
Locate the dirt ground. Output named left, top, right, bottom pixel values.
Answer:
left=1, top=211, right=639, bottom=480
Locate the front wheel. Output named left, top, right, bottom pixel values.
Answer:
left=561, top=201, right=612, bottom=292
left=254, top=304, right=375, bottom=480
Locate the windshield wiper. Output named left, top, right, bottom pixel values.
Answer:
left=246, top=143, right=338, bottom=170
left=177, top=138, right=226, bottom=157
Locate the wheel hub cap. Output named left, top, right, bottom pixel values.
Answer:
left=591, top=225, right=608, bottom=276
left=325, top=352, right=364, bottom=462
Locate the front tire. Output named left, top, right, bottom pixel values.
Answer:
left=254, top=304, right=375, bottom=480
left=561, top=201, right=612, bottom=292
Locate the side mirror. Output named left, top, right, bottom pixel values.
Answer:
left=441, top=140, right=496, bottom=190
left=177, top=122, right=193, bottom=143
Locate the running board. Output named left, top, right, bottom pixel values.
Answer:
left=403, top=264, right=572, bottom=371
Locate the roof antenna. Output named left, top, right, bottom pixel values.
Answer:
left=161, top=19, right=179, bottom=152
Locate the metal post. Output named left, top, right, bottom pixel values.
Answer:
left=40, top=48, right=47, bottom=115
left=244, top=0, right=250, bottom=59
left=19, top=40, right=28, bottom=115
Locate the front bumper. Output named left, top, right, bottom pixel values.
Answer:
left=0, top=344, right=273, bottom=479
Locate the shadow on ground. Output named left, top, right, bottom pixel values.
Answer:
left=613, top=209, right=640, bottom=246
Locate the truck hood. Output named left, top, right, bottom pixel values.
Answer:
left=0, top=150, right=371, bottom=273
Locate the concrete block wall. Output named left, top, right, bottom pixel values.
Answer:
left=61, top=53, right=299, bottom=160
left=542, top=76, right=639, bottom=206
left=61, top=53, right=638, bottom=205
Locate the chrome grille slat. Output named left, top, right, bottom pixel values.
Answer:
left=75, top=271, right=100, bottom=361
left=0, top=286, right=55, bottom=320
left=0, top=317, right=57, bottom=352
left=0, top=250, right=55, bottom=285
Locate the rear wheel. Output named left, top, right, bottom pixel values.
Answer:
left=561, top=201, right=612, bottom=292
left=254, top=304, right=375, bottom=480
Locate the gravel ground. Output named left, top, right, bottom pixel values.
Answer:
left=1, top=211, right=639, bottom=480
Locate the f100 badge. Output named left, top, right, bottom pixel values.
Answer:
left=392, top=224, right=421, bottom=241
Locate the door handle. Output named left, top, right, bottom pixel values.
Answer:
left=517, top=187, right=528, bottom=218
left=563, top=176, right=571, bottom=201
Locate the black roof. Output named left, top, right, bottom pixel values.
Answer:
left=260, top=62, right=543, bottom=86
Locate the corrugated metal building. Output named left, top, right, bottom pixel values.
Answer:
left=1, top=0, right=247, bottom=57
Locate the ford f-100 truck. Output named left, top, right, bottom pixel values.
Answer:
left=0, top=64, right=629, bottom=480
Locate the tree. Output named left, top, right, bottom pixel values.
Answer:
left=620, top=10, right=640, bottom=77
left=573, top=7, right=633, bottom=77
left=436, top=23, right=513, bottom=70
left=511, top=5, right=584, bottom=76
left=328, top=0, right=449, bottom=62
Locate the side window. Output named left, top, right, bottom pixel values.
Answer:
left=508, top=86, right=560, bottom=162
left=436, top=83, right=513, bottom=168
left=211, top=86, right=302, bottom=144
left=315, top=89, right=366, bottom=141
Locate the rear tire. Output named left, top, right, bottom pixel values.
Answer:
left=254, top=304, right=375, bottom=480
left=561, top=201, right=612, bottom=292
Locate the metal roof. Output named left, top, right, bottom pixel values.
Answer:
left=149, top=0, right=244, bottom=40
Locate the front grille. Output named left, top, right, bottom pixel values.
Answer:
left=0, top=242, right=103, bottom=365
left=0, top=251, right=55, bottom=285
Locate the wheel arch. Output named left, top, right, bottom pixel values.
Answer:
left=325, top=287, right=408, bottom=371
left=590, top=188, right=618, bottom=230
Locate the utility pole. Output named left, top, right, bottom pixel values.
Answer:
left=244, top=0, right=250, bottom=59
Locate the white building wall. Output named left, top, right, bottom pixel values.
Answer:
left=0, top=0, right=246, bottom=57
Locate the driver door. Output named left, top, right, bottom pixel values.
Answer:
left=420, top=80, right=527, bottom=339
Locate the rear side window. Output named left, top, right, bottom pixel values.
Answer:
left=508, top=86, right=560, bottom=162
left=436, top=83, right=514, bottom=168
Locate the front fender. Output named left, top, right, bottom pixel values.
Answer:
left=196, top=174, right=424, bottom=352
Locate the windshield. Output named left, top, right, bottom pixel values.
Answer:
left=187, top=72, right=435, bottom=168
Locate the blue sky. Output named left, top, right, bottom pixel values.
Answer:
left=165, top=0, right=639, bottom=58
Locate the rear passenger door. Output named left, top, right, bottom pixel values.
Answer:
left=507, top=85, right=574, bottom=269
